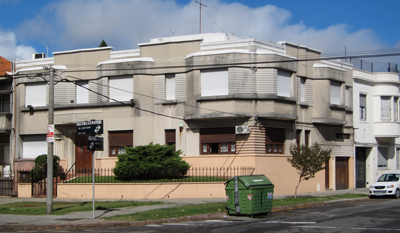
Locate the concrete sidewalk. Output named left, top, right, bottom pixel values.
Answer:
left=0, top=188, right=370, bottom=231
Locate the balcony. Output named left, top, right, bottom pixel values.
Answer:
left=374, top=122, right=400, bottom=138
left=0, top=113, right=11, bottom=132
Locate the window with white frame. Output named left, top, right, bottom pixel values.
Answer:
left=299, top=77, right=306, bottom=102
left=381, top=96, right=391, bottom=122
left=165, top=74, right=175, bottom=100
left=394, top=97, right=399, bottom=122
left=109, top=76, right=133, bottom=102
left=345, top=86, right=350, bottom=107
left=201, top=69, right=228, bottom=97
left=22, top=135, right=47, bottom=159
left=76, top=81, right=89, bottom=104
left=359, top=94, right=367, bottom=121
left=25, top=83, right=46, bottom=107
left=330, top=81, right=341, bottom=105
left=277, top=70, right=291, bottom=97
left=378, top=147, right=388, bottom=169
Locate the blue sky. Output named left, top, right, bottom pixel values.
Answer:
left=0, top=0, right=399, bottom=65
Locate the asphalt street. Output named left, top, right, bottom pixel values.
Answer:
left=80, top=197, right=400, bottom=233
left=0, top=188, right=370, bottom=232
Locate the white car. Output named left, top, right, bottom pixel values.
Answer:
left=370, top=173, right=400, bottom=198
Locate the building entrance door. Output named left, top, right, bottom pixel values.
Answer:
left=336, top=157, right=349, bottom=190
left=355, top=147, right=367, bottom=188
left=75, top=135, right=92, bottom=170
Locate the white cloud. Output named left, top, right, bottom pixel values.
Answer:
left=0, top=31, right=36, bottom=60
left=12, top=0, right=397, bottom=64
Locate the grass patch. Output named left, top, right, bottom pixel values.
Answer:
left=0, top=193, right=367, bottom=220
left=272, top=193, right=367, bottom=207
left=0, top=201, right=164, bottom=215
left=103, top=193, right=368, bottom=221
left=103, top=203, right=226, bottom=221
left=67, top=176, right=226, bottom=183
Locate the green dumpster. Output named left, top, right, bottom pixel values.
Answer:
left=225, top=175, right=274, bottom=216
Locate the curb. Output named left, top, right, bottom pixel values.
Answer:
left=0, top=197, right=369, bottom=231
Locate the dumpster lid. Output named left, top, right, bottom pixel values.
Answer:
left=227, top=175, right=274, bottom=188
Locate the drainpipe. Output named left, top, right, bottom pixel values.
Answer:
left=11, top=60, right=16, bottom=172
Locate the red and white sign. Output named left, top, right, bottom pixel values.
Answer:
left=247, top=194, right=253, bottom=200
left=226, top=195, right=229, bottom=201
left=46, top=124, right=54, bottom=143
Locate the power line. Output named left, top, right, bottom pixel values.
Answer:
left=9, top=48, right=400, bottom=80
left=54, top=73, right=248, bottom=119
left=61, top=78, right=185, bottom=120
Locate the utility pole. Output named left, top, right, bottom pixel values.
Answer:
left=195, top=0, right=207, bottom=34
left=46, top=66, right=54, bottom=214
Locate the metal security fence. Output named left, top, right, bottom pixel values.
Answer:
left=0, top=167, right=255, bottom=197
left=63, top=167, right=255, bottom=183
left=350, top=58, right=399, bottom=73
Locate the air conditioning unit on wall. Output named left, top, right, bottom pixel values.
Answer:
left=235, top=125, right=250, bottom=134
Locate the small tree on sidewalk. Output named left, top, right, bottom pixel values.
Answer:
left=288, top=143, right=331, bottom=198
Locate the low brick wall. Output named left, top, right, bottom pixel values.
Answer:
left=57, top=182, right=226, bottom=199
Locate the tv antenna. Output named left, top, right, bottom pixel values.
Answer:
left=195, top=0, right=207, bottom=34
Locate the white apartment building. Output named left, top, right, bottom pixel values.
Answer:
left=353, top=69, right=400, bottom=187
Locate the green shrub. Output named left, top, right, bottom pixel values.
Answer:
left=113, top=143, right=190, bottom=180
left=30, top=154, right=60, bottom=182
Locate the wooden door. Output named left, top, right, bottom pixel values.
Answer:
left=325, top=160, right=330, bottom=189
left=75, top=135, right=92, bottom=170
left=335, top=157, right=349, bottom=190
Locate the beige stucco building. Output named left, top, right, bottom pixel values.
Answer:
left=12, top=33, right=356, bottom=196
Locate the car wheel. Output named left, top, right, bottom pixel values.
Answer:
left=369, top=195, right=376, bottom=199
left=395, top=189, right=400, bottom=198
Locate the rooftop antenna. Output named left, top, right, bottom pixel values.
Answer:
left=195, top=0, right=207, bottom=34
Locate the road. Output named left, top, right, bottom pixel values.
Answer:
left=8, top=197, right=400, bottom=232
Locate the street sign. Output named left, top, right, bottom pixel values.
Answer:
left=76, top=120, right=103, bottom=135
left=88, top=136, right=104, bottom=151
left=46, top=124, right=54, bottom=143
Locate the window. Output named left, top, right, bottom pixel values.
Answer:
left=394, top=97, right=399, bottom=122
left=165, top=129, right=176, bottom=150
left=109, top=76, right=133, bottom=102
left=26, top=83, right=46, bottom=107
left=296, top=130, right=301, bottom=149
left=108, top=131, right=133, bottom=157
left=397, top=148, right=400, bottom=170
left=296, top=130, right=311, bottom=148
left=378, top=147, right=388, bottom=169
left=359, top=94, right=367, bottom=121
left=76, top=81, right=89, bottom=104
left=330, top=81, right=341, bottom=105
left=0, top=97, right=10, bottom=112
left=165, top=74, right=175, bottom=100
left=22, top=135, right=47, bottom=159
left=266, top=127, right=285, bottom=154
left=277, top=70, right=291, bottom=97
left=200, top=128, right=235, bottom=154
left=201, top=69, right=228, bottom=97
left=345, top=86, right=350, bottom=107
left=299, top=77, right=306, bottom=102
left=305, top=130, right=310, bottom=147
left=381, top=96, right=391, bottom=122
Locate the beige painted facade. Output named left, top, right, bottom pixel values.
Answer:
left=12, top=33, right=355, bottom=198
